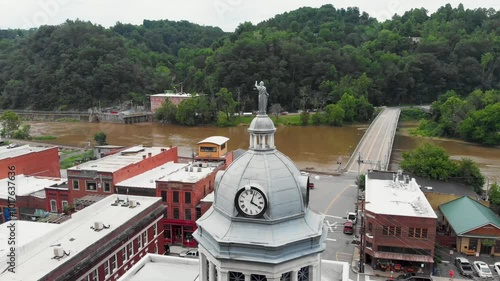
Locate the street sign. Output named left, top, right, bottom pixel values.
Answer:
left=450, top=250, right=453, bottom=255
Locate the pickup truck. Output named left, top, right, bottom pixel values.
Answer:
left=347, top=212, right=357, bottom=225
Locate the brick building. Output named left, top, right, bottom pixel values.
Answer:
left=67, top=145, right=178, bottom=204
left=150, top=92, right=195, bottom=112
left=0, top=175, right=66, bottom=223
left=115, top=160, right=223, bottom=248
left=157, top=162, right=222, bottom=248
left=0, top=145, right=60, bottom=179
left=362, top=171, right=437, bottom=274
left=0, top=195, right=165, bottom=281
left=45, top=186, right=70, bottom=214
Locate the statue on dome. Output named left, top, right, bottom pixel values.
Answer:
left=255, top=81, right=269, bottom=114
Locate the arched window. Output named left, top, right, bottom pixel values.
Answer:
left=298, top=266, right=309, bottom=281
left=229, top=271, right=245, bottom=281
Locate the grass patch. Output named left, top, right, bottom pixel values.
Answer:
left=32, top=135, right=57, bottom=140
left=400, top=108, right=430, bottom=122
left=60, top=150, right=94, bottom=169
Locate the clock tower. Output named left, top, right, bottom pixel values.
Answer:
left=193, top=83, right=327, bottom=281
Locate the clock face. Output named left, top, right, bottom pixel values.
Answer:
left=235, top=187, right=267, bottom=218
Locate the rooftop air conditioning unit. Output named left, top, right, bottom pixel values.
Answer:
left=197, top=167, right=202, bottom=172
left=54, top=247, right=64, bottom=258
left=189, top=166, right=193, bottom=172
left=129, top=200, right=137, bottom=208
left=184, top=166, right=188, bottom=172
left=94, top=221, right=104, bottom=231
left=202, top=163, right=208, bottom=168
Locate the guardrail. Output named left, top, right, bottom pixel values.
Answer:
left=0, top=109, right=90, bottom=114
left=383, top=109, right=400, bottom=171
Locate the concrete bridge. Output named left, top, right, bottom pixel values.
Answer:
left=344, top=107, right=401, bottom=175
left=0, top=109, right=91, bottom=122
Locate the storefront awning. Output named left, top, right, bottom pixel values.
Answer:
left=373, top=251, right=434, bottom=263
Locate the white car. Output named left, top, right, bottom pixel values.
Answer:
left=494, top=262, right=500, bottom=275
left=179, top=249, right=199, bottom=258
left=472, top=261, right=493, bottom=278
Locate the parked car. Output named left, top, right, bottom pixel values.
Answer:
left=179, top=249, right=199, bottom=259
left=494, top=262, right=500, bottom=275
left=403, top=275, right=433, bottom=281
left=472, top=261, right=493, bottom=278
left=343, top=221, right=354, bottom=235
left=347, top=212, right=357, bottom=225
left=455, top=256, right=474, bottom=277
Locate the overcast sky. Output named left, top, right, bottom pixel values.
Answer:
left=0, top=0, right=499, bottom=32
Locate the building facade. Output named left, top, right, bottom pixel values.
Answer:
left=363, top=171, right=437, bottom=274
left=196, top=136, right=229, bottom=161
left=67, top=145, right=177, bottom=203
left=0, top=145, right=60, bottom=179
left=0, top=195, right=165, bottom=281
left=150, top=92, right=194, bottom=112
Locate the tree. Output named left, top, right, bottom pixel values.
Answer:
left=270, top=104, right=284, bottom=117
left=323, top=104, right=345, bottom=126
left=400, top=143, right=458, bottom=181
left=155, top=99, right=178, bottom=123
left=11, top=124, right=31, bottom=140
left=0, top=111, right=21, bottom=138
left=455, top=158, right=485, bottom=194
left=299, top=111, right=309, bottom=125
left=489, top=183, right=500, bottom=205
left=338, top=93, right=357, bottom=122
left=356, top=174, right=366, bottom=191
left=94, top=132, right=108, bottom=145
left=215, top=88, right=238, bottom=120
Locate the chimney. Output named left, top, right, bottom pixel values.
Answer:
left=143, top=155, right=146, bottom=159
left=148, top=152, right=152, bottom=157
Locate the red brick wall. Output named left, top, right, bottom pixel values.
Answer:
left=45, top=188, right=70, bottom=213
left=16, top=194, right=46, bottom=210
left=0, top=147, right=60, bottom=179
left=365, top=212, right=437, bottom=255
left=466, top=224, right=500, bottom=236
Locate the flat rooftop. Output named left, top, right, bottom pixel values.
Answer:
left=366, top=172, right=437, bottom=218
left=116, top=162, right=219, bottom=189
left=68, top=145, right=171, bottom=173
left=0, top=220, right=59, bottom=258
left=119, top=254, right=348, bottom=281
left=0, top=144, right=54, bottom=160
left=0, top=175, right=66, bottom=199
left=151, top=93, right=194, bottom=97
left=0, top=195, right=161, bottom=281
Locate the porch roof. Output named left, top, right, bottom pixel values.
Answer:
left=373, top=251, right=434, bottom=263
left=439, top=196, right=500, bottom=235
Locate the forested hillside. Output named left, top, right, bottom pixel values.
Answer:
left=0, top=4, right=499, bottom=111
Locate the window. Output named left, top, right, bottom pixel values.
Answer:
left=128, top=242, right=134, bottom=257
left=164, top=229, right=171, bottom=239
left=86, top=181, right=97, bottom=191
left=173, top=191, right=179, bottom=203
left=138, top=234, right=143, bottom=249
left=161, top=191, right=167, bottom=202
left=368, top=223, right=373, bottom=233
left=122, top=247, right=127, bottom=262
left=298, top=266, right=309, bottom=281
left=185, top=209, right=192, bottom=220
left=104, top=260, right=110, bottom=277
left=200, top=146, right=217, bottom=152
left=382, top=226, right=401, bottom=237
left=92, top=268, right=98, bottom=281
left=251, top=274, right=267, bottom=281
left=104, top=182, right=111, bottom=192
left=229, top=271, right=245, bottom=281
left=185, top=192, right=191, bottom=204
left=221, top=143, right=226, bottom=150
left=409, top=228, right=428, bottom=238
left=173, top=208, right=179, bottom=219
left=50, top=200, right=57, bottom=213
left=366, top=241, right=373, bottom=249
left=62, top=201, right=68, bottom=209
left=196, top=207, right=202, bottom=219
left=73, top=180, right=79, bottom=190
left=153, top=223, right=157, bottom=237
left=143, top=231, right=148, bottom=245
left=110, top=254, right=117, bottom=272
left=281, top=272, right=291, bottom=281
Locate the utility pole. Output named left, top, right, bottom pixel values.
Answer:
left=359, top=201, right=367, bottom=273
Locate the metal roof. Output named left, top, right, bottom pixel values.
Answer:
left=197, top=136, right=229, bottom=146
left=439, top=196, right=500, bottom=235
left=0, top=145, right=54, bottom=160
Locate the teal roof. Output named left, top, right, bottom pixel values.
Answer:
left=439, top=196, right=500, bottom=235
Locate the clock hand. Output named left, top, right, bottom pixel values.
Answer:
left=250, top=192, right=258, bottom=207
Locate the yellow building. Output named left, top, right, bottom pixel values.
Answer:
left=196, top=136, right=229, bottom=160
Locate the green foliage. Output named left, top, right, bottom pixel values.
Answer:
left=400, top=143, right=458, bottom=181
left=94, top=132, right=107, bottom=145
left=299, top=112, right=310, bottom=125
left=458, top=103, right=500, bottom=145
left=489, top=183, right=500, bottom=205
left=401, top=144, right=486, bottom=194
left=0, top=111, right=21, bottom=137
left=324, top=104, right=345, bottom=126
left=32, top=135, right=57, bottom=140
left=311, top=112, right=324, bottom=125
left=400, top=108, right=429, bottom=121
left=60, top=150, right=95, bottom=169
left=155, top=98, right=177, bottom=123
left=356, top=174, right=366, bottom=191
left=11, top=124, right=31, bottom=140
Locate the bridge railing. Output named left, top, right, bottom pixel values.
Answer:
left=0, top=109, right=90, bottom=114
left=383, top=109, right=400, bottom=171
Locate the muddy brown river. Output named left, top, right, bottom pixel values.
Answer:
left=28, top=121, right=500, bottom=180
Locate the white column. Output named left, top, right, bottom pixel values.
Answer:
left=291, top=269, right=298, bottom=281
left=218, top=270, right=228, bottom=281
left=244, top=273, right=251, bottom=281
left=310, top=264, right=320, bottom=281
left=199, top=254, right=207, bottom=281
left=209, top=261, right=215, bottom=281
